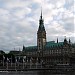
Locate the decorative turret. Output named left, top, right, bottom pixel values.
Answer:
left=22, top=45, right=25, bottom=51
left=69, top=38, right=71, bottom=44
left=57, top=38, right=58, bottom=43
left=64, top=36, right=68, bottom=45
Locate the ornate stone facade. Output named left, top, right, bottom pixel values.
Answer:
left=22, top=11, right=75, bottom=66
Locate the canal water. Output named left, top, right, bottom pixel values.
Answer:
left=0, top=70, right=75, bottom=75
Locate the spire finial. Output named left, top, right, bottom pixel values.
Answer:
left=65, top=36, right=66, bottom=38
left=57, top=38, right=58, bottom=43
left=69, top=38, right=71, bottom=44
left=19, top=48, right=20, bottom=51
left=40, top=7, right=42, bottom=19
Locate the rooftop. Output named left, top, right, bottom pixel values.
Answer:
left=23, top=41, right=64, bottom=52
left=46, top=41, right=63, bottom=48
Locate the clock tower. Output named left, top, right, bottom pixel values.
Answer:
left=37, top=11, right=46, bottom=52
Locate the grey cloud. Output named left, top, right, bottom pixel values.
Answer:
left=0, top=0, right=74, bottom=52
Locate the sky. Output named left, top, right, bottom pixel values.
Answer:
left=0, top=0, right=74, bottom=52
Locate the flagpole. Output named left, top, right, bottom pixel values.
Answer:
left=18, top=57, right=19, bottom=67
left=23, top=57, right=25, bottom=69
left=23, top=59, right=24, bottom=69
left=36, top=57, right=38, bottom=69
left=3, top=55, right=5, bottom=66
left=11, top=56, right=12, bottom=67
left=30, top=57, right=32, bottom=69
left=24, top=56, right=26, bottom=68
left=3, top=55, right=4, bottom=66
left=7, top=57, right=9, bottom=70
left=15, top=57, right=16, bottom=71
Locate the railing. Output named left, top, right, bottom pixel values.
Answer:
left=0, top=62, right=75, bottom=71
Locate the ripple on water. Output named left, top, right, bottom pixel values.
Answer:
left=0, top=71, right=75, bottom=75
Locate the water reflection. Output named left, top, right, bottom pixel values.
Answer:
left=0, top=70, right=75, bottom=75
left=37, top=70, right=75, bottom=75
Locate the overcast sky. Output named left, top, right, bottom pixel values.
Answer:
left=0, top=0, right=74, bottom=52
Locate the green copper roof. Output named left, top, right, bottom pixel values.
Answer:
left=72, top=43, right=75, bottom=47
left=46, top=41, right=63, bottom=48
left=24, top=41, right=64, bottom=52
left=25, top=46, right=37, bottom=52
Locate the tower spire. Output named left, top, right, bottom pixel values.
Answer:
left=37, top=9, right=46, bottom=51
left=38, top=8, right=45, bottom=32
left=40, top=8, right=42, bottom=19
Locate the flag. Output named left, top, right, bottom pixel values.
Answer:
left=23, top=58, right=24, bottom=62
left=37, top=57, right=38, bottom=61
left=27, top=59, right=28, bottom=62
left=15, top=57, right=17, bottom=62
left=7, top=57, right=9, bottom=62
left=18, top=56, right=20, bottom=62
left=19, top=57, right=20, bottom=60
left=3, top=55, right=5, bottom=60
left=11, top=56, right=12, bottom=62
left=23, top=56, right=26, bottom=62
left=23, top=56, right=26, bottom=59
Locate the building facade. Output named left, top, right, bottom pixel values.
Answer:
left=22, top=11, right=75, bottom=66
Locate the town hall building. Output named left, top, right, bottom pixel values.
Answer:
left=22, top=11, right=75, bottom=66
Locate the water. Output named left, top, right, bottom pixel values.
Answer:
left=0, top=70, right=75, bottom=75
